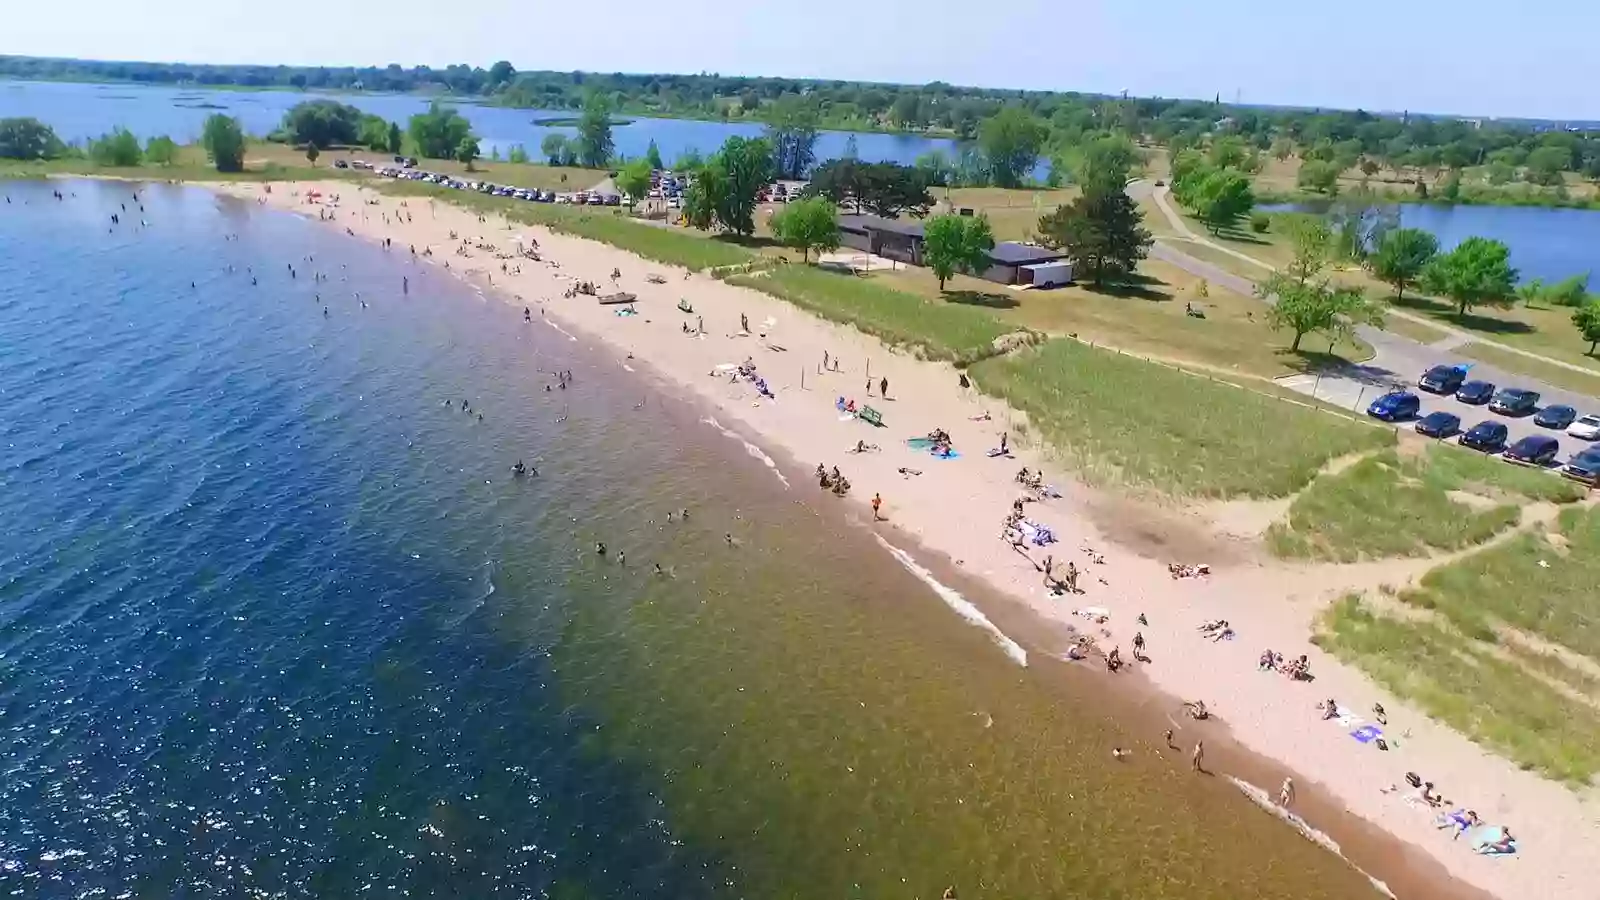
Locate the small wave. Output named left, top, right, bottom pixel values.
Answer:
left=1228, top=776, right=1394, bottom=899
left=699, top=416, right=789, bottom=488
left=872, top=536, right=1027, bottom=667
left=545, top=320, right=577, bottom=343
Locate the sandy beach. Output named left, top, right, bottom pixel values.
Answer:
left=218, top=179, right=1595, bottom=900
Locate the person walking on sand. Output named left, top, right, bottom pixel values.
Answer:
left=880, top=377, right=888, bottom=398
left=871, top=493, right=883, bottom=521
left=1278, top=776, right=1295, bottom=808
left=1191, top=741, right=1205, bottom=773
left=865, top=378, right=873, bottom=397
left=1164, top=729, right=1178, bottom=750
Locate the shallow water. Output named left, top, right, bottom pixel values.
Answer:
left=0, top=179, right=1385, bottom=898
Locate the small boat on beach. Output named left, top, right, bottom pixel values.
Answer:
left=598, top=292, right=637, bottom=306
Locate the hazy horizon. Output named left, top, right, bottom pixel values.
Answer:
left=5, top=0, right=1600, bottom=121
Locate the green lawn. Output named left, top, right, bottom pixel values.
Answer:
left=1314, top=594, right=1600, bottom=783
left=1457, top=341, right=1600, bottom=398
left=1379, top=313, right=1452, bottom=346
left=727, top=265, right=1019, bottom=364
left=969, top=339, right=1394, bottom=498
left=1265, top=445, right=1582, bottom=562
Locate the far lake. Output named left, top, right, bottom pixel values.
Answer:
left=0, top=79, right=965, bottom=169
left=1265, top=199, right=1600, bottom=285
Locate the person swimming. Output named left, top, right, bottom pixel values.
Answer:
left=512, top=460, right=528, bottom=476
left=595, top=542, right=607, bottom=556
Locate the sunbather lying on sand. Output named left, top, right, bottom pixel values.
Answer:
left=1434, top=809, right=1480, bottom=839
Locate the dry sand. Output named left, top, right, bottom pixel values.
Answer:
left=218, top=180, right=1596, bottom=900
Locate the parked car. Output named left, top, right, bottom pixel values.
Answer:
left=1560, top=447, right=1600, bottom=485
left=1459, top=420, right=1510, bottom=453
left=1414, top=411, right=1461, bottom=438
left=1489, top=387, right=1540, bottom=416
left=1418, top=364, right=1467, bottom=394
left=1534, top=404, right=1578, bottom=429
left=1455, top=380, right=1496, bottom=404
left=333, top=159, right=349, bottom=169
left=1366, top=391, right=1420, bottom=422
left=1503, top=434, right=1561, bottom=466
left=1566, top=414, right=1600, bottom=440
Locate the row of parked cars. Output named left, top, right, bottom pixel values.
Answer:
left=1366, top=364, right=1600, bottom=484
left=370, top=165, right=620, bottom=205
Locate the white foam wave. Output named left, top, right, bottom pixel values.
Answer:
left=872, top=535, right=1028, bottom=667
left=1228, top=776, right=1395, bottom=899
left=545, top=319, right=577, bottom=342
left=699, top=416, right=789, bottom=488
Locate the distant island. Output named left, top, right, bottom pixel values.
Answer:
left=531, top=115, right=634, bottom=127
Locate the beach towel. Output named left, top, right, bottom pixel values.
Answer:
left=905, top=437, right=934, bottom=450
left=987, top=448, right=1013, bottom=458
left=1470, top=826, right=1517, bottom=855
left=1350, top=725, right=1383, bottom=744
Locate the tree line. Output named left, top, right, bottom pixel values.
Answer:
left=15, top=53, right=1600, bottom=185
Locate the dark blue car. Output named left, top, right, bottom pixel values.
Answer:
left=1504, top=435, right=1560, bottom=467
left=1460, top=420, right=1510, bottom=453
left=1415, top=411, right=1461, bottom=438
left=1419, top=365, right=1467, bottom=394
left=1367, top=391, right=1420, bottom=422
left=1456, top=380, right=1496, bottom=405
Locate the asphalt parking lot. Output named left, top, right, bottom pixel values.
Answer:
left=1277, top=351, right=1600, bottom=467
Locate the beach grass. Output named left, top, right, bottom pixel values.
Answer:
left=727, top=265, right=1019, bottom=363
left=1264, top=444, right=1582, bottom=561
left=1313, top=594, right=1600, bottom=783
left=969, top=338, right=1394, bottom=498
left=1398, top=504, right=1600, bottom=661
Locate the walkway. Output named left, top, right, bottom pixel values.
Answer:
left=1129, top=181, right=1600, bottom=449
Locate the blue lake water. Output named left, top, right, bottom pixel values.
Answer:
left=0, top=80, right=962, bottom=168
left=0, top=177, right=1416, bottom=900
left=1265, top=200, right=1600, bottom=284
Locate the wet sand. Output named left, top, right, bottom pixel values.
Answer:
left=214, top=179, right=1587, bottom=900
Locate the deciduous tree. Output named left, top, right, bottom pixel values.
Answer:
left=615, top=158, right=652, bottom=202
left=764, top=95, right=820, bottom=180
left=1572, top=302, right=1600, bottom=355
left=507, top=144, right=529, bottom=164
left=280, top=100, right=363, bottom=149
left=978, top=106, right=1045, bottom=188
left=804, top=160, right=933, bottom=218
left=1370, top=228, right=1439, bottom=301
left=305, top=144, right=320, bottom=166
left=408, top=102, right=473, bottom=159
left=1259, top=274, right=1381, bottom=352
left=576, top=92, right=614, bottom=168
left=455, top=135, right=480, bottom=170
left=387, top=122, right=403, bottom=154
left=769, top=196, right=840, bottom=262
left=1423, top=236, right=1518, bottom=318
left=0, top=116, right=63, bottom=160
left=685, top=136, right=774, bottom=236
left=645, top=139, right=664, bottom=170
left=88, top=127, right=142, bottom=166
left=144, top=135, right=178, bottom=166
left=1189, top=168, right=1254, bottom=234
left=541, top=133, right=569, bottom=166
left=1297, top=160, right=1341, bottom=194
left=202, top=114, right=246, bottom=173
left=922, top=214, right=995, bottom=291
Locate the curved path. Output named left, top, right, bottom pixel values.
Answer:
left=1131, top=180, right=1600, bottom=452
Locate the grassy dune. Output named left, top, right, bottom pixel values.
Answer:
left=971, top=339, right=1393, bottom=498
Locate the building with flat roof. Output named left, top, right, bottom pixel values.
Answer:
left=836, top=214, right=1072, bottom=286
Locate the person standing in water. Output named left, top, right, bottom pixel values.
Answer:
left=1191, top=741, right=1205, bottom=773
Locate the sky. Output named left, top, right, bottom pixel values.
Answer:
left=5, top=0, right=1600, bottom=121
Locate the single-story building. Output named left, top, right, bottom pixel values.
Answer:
left=835, top=214, right=1072, bottom=285
left=982, top=242, right=1070, bottom=286
left=837, top=214, right=926, bottom=265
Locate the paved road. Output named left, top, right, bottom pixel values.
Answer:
left=1132, top=183, right=1600, bottom=463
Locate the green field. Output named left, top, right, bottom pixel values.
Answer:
left=969, top=339, right=1394, bottom=498
left=727, top=266, right=1019, bottom=364
left=1457, top=341, right=1600, bottom=398
left=1266, top=445, right=1584, bottom=561
left=1314, top=594, right=1600, bottom=783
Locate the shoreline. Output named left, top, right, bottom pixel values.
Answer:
left=209, top=177, right=1591, bottom=900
